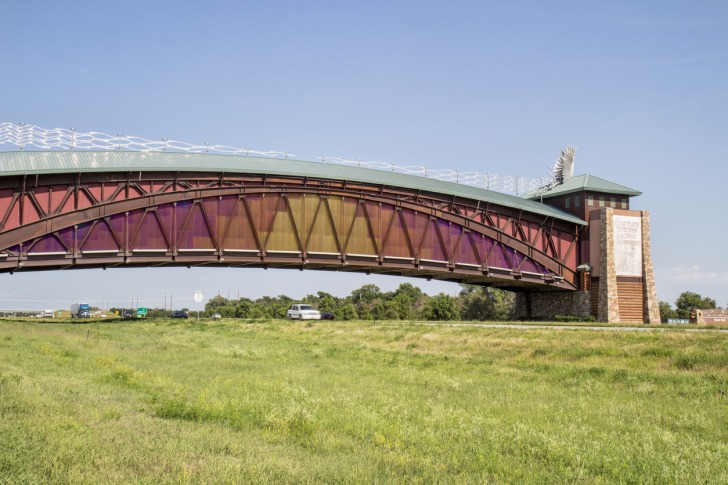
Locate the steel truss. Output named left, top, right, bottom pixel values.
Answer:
left=0, top=170, right=580, bottom=289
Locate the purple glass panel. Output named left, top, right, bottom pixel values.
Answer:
left=55, top=226, right=75, bottom=250
left=202, top=199, right=219, bottom=234
left=175, top=200, right=193, bottom=232
left=81, top=220, right=119, bottom=251
left=75, top=222, right=93, bottom=246
left=510, top=250, right=523, bottom=266
left=520, top=257, right=540, bottom=274
left=452, top=228, right=479, bottom=266
left=29, top=235, right=67, bottom=253
left=126, top=209, right=145, bottom=235
left=219, top=196, right=237, bottom=219
left=108, top=213, right=127, bottom=240
left=177, top=204, right=214, bottom=249
left=158, top=204, right=174, bottom=232
left=134, top=212, right=168, bottom=250
left=475, top=235, right=495, bottom=266
left=488, top=243, right=509, bottom=269
left=502, top=246, right=518, bottom=270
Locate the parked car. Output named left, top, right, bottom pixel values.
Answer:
left=211, top=313, right=222, bottom=319
left=321, top=311, right=335, bottom=320
left=171, top=310, right=189, bottom=318
left=286, top=304, right=321, bottom=320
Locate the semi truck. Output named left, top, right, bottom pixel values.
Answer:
left=71, top=303, right=91, bottom=318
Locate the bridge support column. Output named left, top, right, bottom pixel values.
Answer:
left=515, top=291, right=591, bottom=321
left=592, top=208, right=660, bottom=323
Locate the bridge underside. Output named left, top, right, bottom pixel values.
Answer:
left=0, top=166, right=581, bottom=291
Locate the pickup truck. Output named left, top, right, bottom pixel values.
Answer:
left=286, top=304, right=321, bottom=320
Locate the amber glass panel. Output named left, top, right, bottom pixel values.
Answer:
left=418, top=220, right=447, bottom=261
left=329, top=196, right=357, bottom=239
left=365, top=201, right=382, bottom=244
left=222, top=199, right=259, bottom=250
left=345, top=204, right=376, bottom=255
left=381, top=208, right=411, bottom=258
left=302, top=195, right=320, bottom=242
left=307, top=198, right=340, bottom=254
left=216, top=196, right=237, bottom=246
left=407, top=211, right=430, bottom=258
left=286, top=195, right=304, bottom=241
left=256, top=195, right=280, bottom=244
left=266, top=199, right=300, bottom=251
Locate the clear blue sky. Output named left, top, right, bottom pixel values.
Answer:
left=1, top=0, right=727, bottom=310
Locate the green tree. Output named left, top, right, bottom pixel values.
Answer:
left=459, top=285, right=514, bottom=321
left=339, top=303, right=358, bottom=320
left=318, top=295, right=337, bottom=313
left=373, top=299, right=400, bottom=320
left=659, top=300, right=677, bottom=323
left=420, top=293, right=459, bottom=321
left=675, top=291, right=716, bottom=320
left=235, top=299, right=252, bottom=318
left=204, top=295, right=230, bottom=313
left=216, top=306, right=236, bottom=318
left=351, top=284, right=382, bottom=304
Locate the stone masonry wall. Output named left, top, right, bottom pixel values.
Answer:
left=598, top=208, right=620, bottom=322
left=515, top=291, right=592, bottom=320
left=641, top=211, right=661, bottom=323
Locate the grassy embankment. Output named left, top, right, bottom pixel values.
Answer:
left=1, top=318, right=726, bottom=483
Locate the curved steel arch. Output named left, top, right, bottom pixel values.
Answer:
left=0, top=166, right=581, bottom=290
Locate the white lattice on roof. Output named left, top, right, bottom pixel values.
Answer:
left=0, top=122, right=559, bottom=196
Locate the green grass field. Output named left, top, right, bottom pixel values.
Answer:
left=1, top=319, right=726, bottom=484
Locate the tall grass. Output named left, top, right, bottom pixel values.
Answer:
left=1, top=319, right=726, bottom=483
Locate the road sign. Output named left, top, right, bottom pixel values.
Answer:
left=137, top=307, right=147, bottom=315
left=193, top=291, right=203, bottom=303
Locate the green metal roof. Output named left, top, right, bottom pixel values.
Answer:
left=0, top=150, right=586, bottom=225
left=528, top=174, right=641, bottom=199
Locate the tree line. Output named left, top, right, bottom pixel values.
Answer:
left=659, top=291, right=720, bottom=322
left=108, top=286, right=720, bottom=323
left=198, top=282, right=516, bottom=321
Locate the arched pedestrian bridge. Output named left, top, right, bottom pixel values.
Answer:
left=0, top=150, right=585, bottom=291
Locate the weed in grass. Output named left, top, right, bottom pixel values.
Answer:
left=641, top=346, right=674, bottom=358
left=612, top=368, right=629, bottom=382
